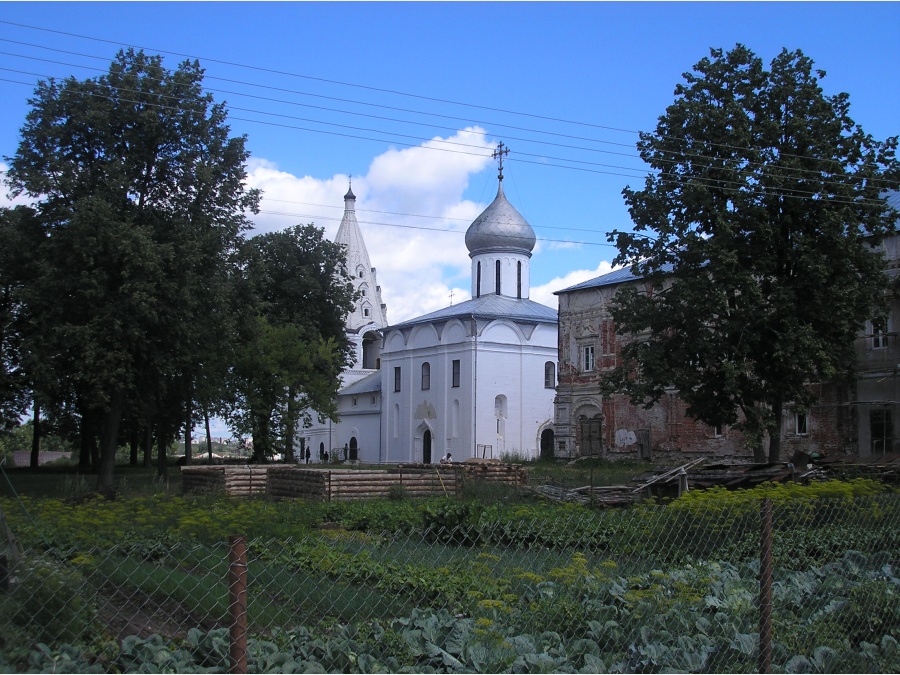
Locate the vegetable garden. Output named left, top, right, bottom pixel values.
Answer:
left=0, top=478, right=898, bottom=673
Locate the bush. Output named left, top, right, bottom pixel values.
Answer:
left=1, top=557, right=96, bottom=645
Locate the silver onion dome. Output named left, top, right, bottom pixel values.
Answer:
left=465, top=183, right=536, bottom=256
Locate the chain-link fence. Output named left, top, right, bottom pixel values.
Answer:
left=1, top=493, right=898, bottom=673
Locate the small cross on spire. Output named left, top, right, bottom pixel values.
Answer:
left=449, top=289, right=455, bottom=306
left=492, top=142, right=510, bottom=182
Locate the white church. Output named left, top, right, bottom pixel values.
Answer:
left=300, top=158, right=558, bottom=464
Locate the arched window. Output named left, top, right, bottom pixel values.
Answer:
left=495, top=260, right=501, bottom=295
left=476, top=261, right=481, bottom=297
left=544, top=361, right=556, bottom=388
left=421, top=362, right=431, bottom=390
left=517, top=261, right=522, bottom=299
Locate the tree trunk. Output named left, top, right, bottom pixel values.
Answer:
left=78, top=406, right=94, bottom=469
left=157, top=431, right=168, bottom=479
left=184, top=395, right=193, bottom=467
left=97, top=389, right=125, bottom=493
left=767, top=401, right=783, bottom=464
left=284, top=387, right=296, bottom=463
left=753, top=433, right=767, bottom=463
left=252, top=411, right=269, bottom=463
left=29, top=399, right=41, bottom=469
left=205, top=410, right=213, bottom=463
left=142, top=422, right=153, bottom=467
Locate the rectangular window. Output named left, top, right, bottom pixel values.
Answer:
left=351, top=396, right=358, bottom=407
left=582, top=345, right=595, bottom=372
left=451, top=359, right=460, bottom=388
left=795, top=412, right=808, bottom=436
left=394, top=366, right=401, bottom=392
left=873, top=317, right=888, bottom=349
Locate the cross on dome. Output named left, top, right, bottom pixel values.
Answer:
left=492, top=142, right=510, bottom=182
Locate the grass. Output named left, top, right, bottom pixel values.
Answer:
left=521, top=457, right=659, bottom=489
left=0, top=462, right=184, bottom=500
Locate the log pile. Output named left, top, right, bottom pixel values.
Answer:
left=269, top=467, right=461, bottom=501
left=457, top=460, right=528, bottom=486
left=180, top=466, right=269, bottom=497
left=182, top=462, right=527, bottom=500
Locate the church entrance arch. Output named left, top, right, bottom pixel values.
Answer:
left=540, top=428, right=555, bottom=460
left=423, top=430, right=432, bottom=464
left=349, top=437, right=358, bottom=461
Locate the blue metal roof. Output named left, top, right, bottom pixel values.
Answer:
left=385, top=293, right=557, bottom=330
left=555, top=263, right=675, bottom=294
left=339, top=370, right=381, bottom=396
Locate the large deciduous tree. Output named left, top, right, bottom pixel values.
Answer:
left=5, top=49, right=258, bottom=489
left=604, top=45, right=900, bottom=462
left=226, top=225, right=355, bottom=462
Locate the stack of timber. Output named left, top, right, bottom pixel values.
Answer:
left=180, top=466, right=269, bottom=497
left=268, top=466, right=462, bottom=502
left=458, top=459, right=528, bottom=486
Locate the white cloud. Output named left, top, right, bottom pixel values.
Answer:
left=529, top=260, right=619, bottom=309
left=246, top=128, right=495, bottom=323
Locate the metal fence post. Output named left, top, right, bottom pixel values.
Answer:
left=759, top=498, right=773, bottom=674
left=228, top=535, right=248, bottom=675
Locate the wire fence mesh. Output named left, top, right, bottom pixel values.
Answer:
left=0, top=491, right=898, bottom=673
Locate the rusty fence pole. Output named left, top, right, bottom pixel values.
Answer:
left=759, top=498, right=773, bottom=674
left=228, top=535, right=248, bottom=675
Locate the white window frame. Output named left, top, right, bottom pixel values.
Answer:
left=581, top=344, right=595, bottom=373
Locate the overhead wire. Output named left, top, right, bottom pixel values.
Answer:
left=0, top=27, right=895, bottom=232
left=0, top=62, right=892, bottom=200
left=0, top=70, right=889, bottom=213
left=0, top=41, right=895, bottom=194
left=1, top=21, right=893, bottom=189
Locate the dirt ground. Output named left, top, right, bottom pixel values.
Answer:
left=95, top=582, right=219, bottom=642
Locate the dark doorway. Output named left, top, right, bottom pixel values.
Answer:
left=540, top=429, right=555, bottom=460
left=349, top=436, right=358, bottom=461
left=578, top=417, right=602, bottom=456
left=423, top=430, right=432, bottom=464
left=871, top=409, right=893, bottom=455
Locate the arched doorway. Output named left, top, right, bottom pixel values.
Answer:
left=423, top=430, right=432, bottom=464
left=540, top=429, right=555, bottom=460
left=349, top=436, right=358, bottom=461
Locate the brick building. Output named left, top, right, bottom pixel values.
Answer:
left=553, top=192, right=900, bottom=462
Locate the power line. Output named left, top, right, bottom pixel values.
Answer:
left=255, top=209, right=617, bottom=248
left=1, top=22, right=891, bottom=187
left=3, top=64, right=893, bottom=198
left=1, top=70, right=888, bottom=209
left=0, top=20, right=641, bottom=136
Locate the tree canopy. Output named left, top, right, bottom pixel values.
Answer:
left=226, top=225, right=356, bottom=462
left=603, top=45, right=900, bottom=462
left=4, top=49, right=259, bottom=487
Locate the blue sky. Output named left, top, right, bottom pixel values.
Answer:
left=1, top=2, right=898, bottom=327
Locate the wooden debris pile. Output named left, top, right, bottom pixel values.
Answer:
left=812, top=452, right=900, bottom=483
left=533, top=455, right=843, bottom=507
